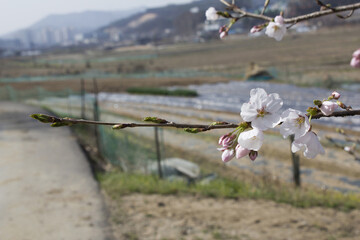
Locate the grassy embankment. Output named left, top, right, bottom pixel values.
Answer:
left=99, top=171, right=360, bottom=211
left=68, top=123, right=360, bottom=212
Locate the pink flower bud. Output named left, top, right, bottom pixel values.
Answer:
left=320, top=101, right=338, bottom=116
left=220, top=31, right=228, bottom=39
left=249, top=151, right=258, bottom=161
left=219, top=25, right=226, bottom=33
left=331, top=91, right=340, bottom=100
left=250, top=25, right=262, bottom=34
left=222, top=149, right=235, bottom=163
left=352, top=48, right=360, bottom=58
left=235, top=144, right=250, bottom=159
left=274, top=16, right=284, bottom=24
left=350, top=57, right=360, bottom=68
left=218, top=134, right=235, bottom=148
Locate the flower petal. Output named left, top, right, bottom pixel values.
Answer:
left=240, top=102, right=258, bottom=122
left=265, top=93, right=283, bottom=113
left=238, top=128, right=264, bottom=151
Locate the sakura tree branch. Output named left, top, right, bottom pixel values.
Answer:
left=220, top=0, right=360, bottom=24
left=30, top=114, right=239, bottom=133
left=311, top=109, right=360, bottom=119
left=31, top=109, right=360, bottom=132
left=284, top=3, right=360, bottom=24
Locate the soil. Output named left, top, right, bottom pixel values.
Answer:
left=108, top=194, right=360, bottom=240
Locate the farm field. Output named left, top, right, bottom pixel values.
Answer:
left=1, top=24, right=359, bottom=93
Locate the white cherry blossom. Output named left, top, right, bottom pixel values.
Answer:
left=241, top=88, right=283, bottom=130
left=265, top=16, right=287, bottom=41
left=280, top=109, right=310, bottom=139
left=237, top=128, right=264, bottom=151
left=291, top=131, right=325, bottom=159
left=205, top=7, right=219, bottom=21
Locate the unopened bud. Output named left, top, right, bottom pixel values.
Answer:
left=250, top=25, right=263, bottom=34
left=313, top=100, right=322, bottom=107
left=219, top=31, right=228, bottom=39
left=184, top=128, right=202, bottom=134
left=331, top=91, right=340, bottom=100
left=143, top=117, right=168, bottom=124
left=236, top=145, right=250, bottom=159
left=210, top=121, right=228, bottom=126
left=30, top=114, right=55, bottom=123
left=320, top=101, right=338, bottom=116
left=219, top=25, right=226, bottom=33
left=336, top=101, right=346, bottom=109
left=306, top=107, right=320, bottom=116
left=113, top=124, right=126, bottom=129
left=249, top=151, right=258, bottom=161
left=51, top=122, right=72, bottom=127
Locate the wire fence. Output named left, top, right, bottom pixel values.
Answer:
left=0, top=84, right=166, bottom=176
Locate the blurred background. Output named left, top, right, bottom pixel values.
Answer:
left=0, top=0, right=360, bottom=239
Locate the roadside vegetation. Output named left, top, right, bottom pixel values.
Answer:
left=68, top=124, right=360, bottom=212
left=99, top=171, right=360, bottom=212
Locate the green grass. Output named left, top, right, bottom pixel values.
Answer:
left=98, top=171, right=360, bottom=211
left=126, top=87, right=198, bottom=97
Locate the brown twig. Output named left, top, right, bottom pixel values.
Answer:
left=261, top=0, right=270, bottom=15
left=220, top=0, right=360, bottom=25
left=32, top=109, right=360, bottom=132
left=311, top=110, right=360, bottom=119
left=33, top=114, right=239, bottom=132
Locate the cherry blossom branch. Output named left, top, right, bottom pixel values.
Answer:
left=30, top=114, right=239, bottom=132
left=31, top=109, right=360, bottom=132
left=312, top=109, right=360, bottom=119
left=220, top=0, right=360, bottom=24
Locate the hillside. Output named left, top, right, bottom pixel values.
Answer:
left=1, top=9, right=141, bottom=48
left=95, top=0, right=267, bottom=43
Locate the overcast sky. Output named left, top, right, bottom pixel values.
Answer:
left=0, top=0, right=193, bottom=35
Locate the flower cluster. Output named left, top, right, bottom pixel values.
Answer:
left=350, top=48, right=360, bottom=68
left=218, top=89, right=345, bottom=163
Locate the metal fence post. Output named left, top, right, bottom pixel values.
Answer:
left=93, top=78, right=102, bottom=157
left=81, top=78, right=85, bottom=119
left=290, top=135, right=301, bottom=187
left=154, top=127, right=163, bottom=179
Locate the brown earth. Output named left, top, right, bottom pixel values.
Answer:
left=108, top=194, right=360, bottom=240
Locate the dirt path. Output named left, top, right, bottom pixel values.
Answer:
left=0, top=102, right=111, bottom=240
left=109, top=194, right=360, bottom=240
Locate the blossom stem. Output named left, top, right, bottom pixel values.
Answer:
left=220, top=0, right=360, bottom=26
left=31, top=109, right=360, bottom=131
